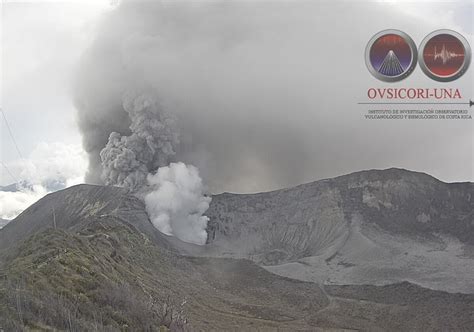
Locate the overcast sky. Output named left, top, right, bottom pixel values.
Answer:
left=1, top=0, right=473, bottom=194
left=1, top=0, right=114, bottom=167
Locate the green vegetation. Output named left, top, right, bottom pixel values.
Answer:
left=0, top=220, right=188, bottom=331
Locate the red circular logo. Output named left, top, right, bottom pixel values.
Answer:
left=419, top=30, right=471, bottom=82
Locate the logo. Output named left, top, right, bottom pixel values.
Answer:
left=418, top=30, right=471, bottom=82
left=365, top=29, right=417, bottom=82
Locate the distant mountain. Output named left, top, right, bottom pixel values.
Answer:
left=0, top=219, right=9, bottom=229
left=0, top=183, right=19, bottom=192
left=1, top=168, right=473, bottom=330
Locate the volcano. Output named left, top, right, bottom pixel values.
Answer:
left=1, top=168, right=473, bottom=330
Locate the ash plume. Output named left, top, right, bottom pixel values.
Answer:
left=99, top=92, right=179, bottom=191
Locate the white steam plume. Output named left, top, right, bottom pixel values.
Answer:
left=145, top=162, right=211, bottom=245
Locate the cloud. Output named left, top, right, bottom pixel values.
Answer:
left=19, top=142, right=87, bottom=190
left=0, top=142, right=87, bottom=220
left=0, top=185, right=47, bottom=221
left=1, top=1, right=115, bottom=186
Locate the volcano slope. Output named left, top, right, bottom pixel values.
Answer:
left=205, top=168, right=474, bottom=293
left=0, top=169, right=473, bottom=330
